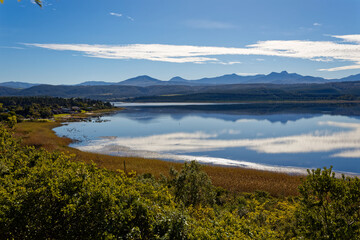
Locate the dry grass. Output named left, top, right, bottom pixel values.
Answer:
left=14, top=121, right=302, bottom=197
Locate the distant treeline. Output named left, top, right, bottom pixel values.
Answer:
left=0, top=96, right=113, bottom=125
left=125, top=92, right=360, bottom=103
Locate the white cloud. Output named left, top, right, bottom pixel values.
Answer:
left=24, top=34, right=360, bottom=71
left=313, top=22, right=322, bottom=27
left=319, top=64, right=360, bottom=72
left=332, top=34, right=360, bottom=44
left=110, top=12, right=122, bottom=17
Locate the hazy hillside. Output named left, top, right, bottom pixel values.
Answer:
left=0, top=81, right=40, bottom=89
left=1, top=80, right=360, bottom=102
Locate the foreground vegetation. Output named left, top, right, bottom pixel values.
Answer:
left=1, top=124, right=360, bottom=239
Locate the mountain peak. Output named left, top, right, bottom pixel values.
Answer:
left=135, top=75, right=153, bottom=79
left=119, top=75, right=162, bottom=87
left=170, top=76, right=187, bottom=82
left=269, top=71, right=289, bottom=76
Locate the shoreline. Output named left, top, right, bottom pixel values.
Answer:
left=119, top=100, right=360, bottom=104
left=14, top=107, right=302, bottom=196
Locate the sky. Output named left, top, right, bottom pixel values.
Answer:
left=0, top=0, right=359, bottom=84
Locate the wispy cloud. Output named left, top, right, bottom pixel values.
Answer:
left=219, top=61, right=242, bottom=65
left=333, top=34, right=360, bottom=44
left=236, top=73, right=260, bottom=76
left=110, top=12, right=134, bottom=21
left=186, top=19, right=235, bottom=29
left=0, top=46, right=24, bottom=50
left=313, top=22, right=322, bottom=27
left=127, top=16, right=134, bottom=21
left=24, top=34, right=360, bottom=71
left=110, top=12, right=122, bottom=17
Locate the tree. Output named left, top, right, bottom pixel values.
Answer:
left=296, top=167, right=360, bottom=239
left=0, top=0, right=42, bottom=7
left=169, top=161, right=216, bottom=207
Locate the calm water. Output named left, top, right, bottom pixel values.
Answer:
left=54, top=103, right=360, bottom=175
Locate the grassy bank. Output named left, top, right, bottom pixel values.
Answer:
left=14, top=113, right=301, bottom=196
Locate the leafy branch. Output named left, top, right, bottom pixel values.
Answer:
left=0, top=0, right=42, bottom=7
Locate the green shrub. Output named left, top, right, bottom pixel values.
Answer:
left=0, top=125, right=185, bottom=239
left=168, top=161, right=216, bottom=207
left=296, top=167, right=360, bottom=239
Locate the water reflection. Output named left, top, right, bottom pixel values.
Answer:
left=54, top=103, right=360, bottom=175
left=117, top=103, right=360, bottom=124
left=77, top=121, right=360, bottom=157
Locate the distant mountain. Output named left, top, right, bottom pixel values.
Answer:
left=0, top=81, right=39, bottom=89
left=116, top=71, right=330, bottom=86
left=77, top=81, right=117, bottom=86
left=3, top=72, right=360, bottom=89
left=339, top=73, right=360, bottom=82
left=0, top=86, right=21, bottom=95
left=1, top=80, right=360, bottom=102
left=247, top=71, right=329, bottom=84
left=118, top=75, right=163, bottom=87
left=194, top=73, right=265, bottom=85
left=169, top=76, right=188, bottom=83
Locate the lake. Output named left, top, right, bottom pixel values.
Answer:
left=54, top=103, right=360, bottom=175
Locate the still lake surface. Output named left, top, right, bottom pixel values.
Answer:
left=54, top=103, right=360, bottom=175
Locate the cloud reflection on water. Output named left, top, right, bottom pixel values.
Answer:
left=77, top=121, right=360, bottom=162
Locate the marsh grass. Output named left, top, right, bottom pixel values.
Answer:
left=14, top=121, right=301, bottom=197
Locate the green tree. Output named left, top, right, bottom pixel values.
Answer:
left=296, top=167, right=360, bottom=239
left=169, top=161, right=216, bottom=207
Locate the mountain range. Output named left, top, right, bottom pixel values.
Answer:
left=2, top=71, right=360, bottom=89
left=1, top=71, right=360, bottom=102
left=73, top=71, right=360, bottom=86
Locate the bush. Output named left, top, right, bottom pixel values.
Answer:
left=168, top=161, right=216, bottom=207
left=296, top=167, right=360, bottom=239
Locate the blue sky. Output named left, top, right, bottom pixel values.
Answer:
left=0, top=0, right=359, bottom=84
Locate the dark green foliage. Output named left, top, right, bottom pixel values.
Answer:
left=0, top=125, right=184, bottom=239
left=168, top=161, right=216, bottom=207
left=0, top=96, right=113, bottom=121
left=296, top=167, right=360, bottom=239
